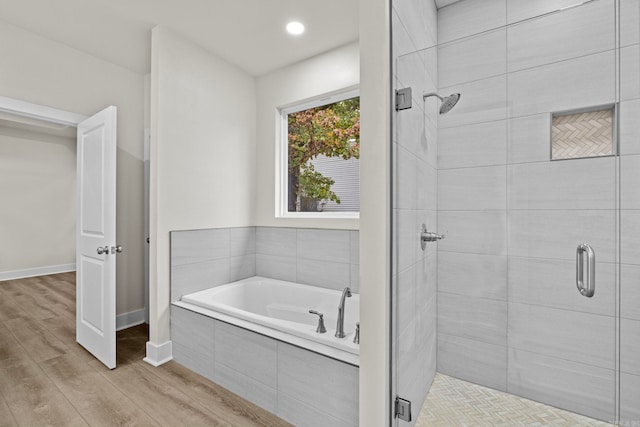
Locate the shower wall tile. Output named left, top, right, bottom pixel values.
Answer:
left=394, top=0, right=437, bottom=52
left=392, top=9, right=418, bottom=58
left=508, top=302, right=615, bottom=370
left=621, top=155, right=640, bottom=209
left=397, top=209, right=418, bottom=272
left=437, top=0, right=506, bottom=44
left=438, top=120, right=507, bottom=169
left=621, top=264, right=640, bottom=321
left=508, top=210, right=616, bottom=262
left=438, top=252, right=507, bottom=301
left=398, top=265, right=417, bottom=337
left=438, top=28, right=506, bottom=87
left=508, top=114, right=550, bottom=164
left=417, top=162, right=437, bottom=211
left=397, top=48, right=437, bottom=109
left=438, top=75, right=507, bottom=128
left=507, top=0, right=614, bottom=72
left=620, top=372, right=640, bottom=423
left=438, top=165, right=506, bottom=211
left=396, top=145, right=418, bottom=210
left=255, top=254, right=297, bottom=282
left=438, top=292, right=507, bottom=346
left=506, top=0, right=590, bottom=24
left=620, top=210, right=640, bottom=265
left=620, top=0, right=640, bottom=47
left=438, top=333, right=507, bottom=391
left=296, top=229, right=350, bottom=263
left=509, top=257, right=615, bottom=317
left=171, top=228, right=230, bottom=266
left=620, top=99, right=640, bottom=155
left=621, top=44, right=640, bottom=101
left=396, top=97, right=430, bottom=159
left=507, top=157, right=616, bottom=210
left=507, top=50, right=616, bottom=118
left=438, top=210, right=507, bottom=255
left=507, top=348, right=616, bottom=422
left=256, top=227, right=296, bottom=258
left=621, top=318, right=640, bottom=375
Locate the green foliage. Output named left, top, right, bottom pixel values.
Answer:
left=288, top=96, right=360, bottom=211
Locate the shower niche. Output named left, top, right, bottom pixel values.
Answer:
left=551, top=105, right=617, bottom=160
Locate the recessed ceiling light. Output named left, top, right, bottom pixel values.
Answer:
left=286, top=21, right=305, bottom=35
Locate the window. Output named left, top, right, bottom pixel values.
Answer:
left=278, top=89, right=360, bottom=218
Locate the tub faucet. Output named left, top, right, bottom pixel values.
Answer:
left=335, top=287, right=352, bottom=338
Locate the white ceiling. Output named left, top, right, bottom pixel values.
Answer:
left=0, top=0, right=359, bottom=76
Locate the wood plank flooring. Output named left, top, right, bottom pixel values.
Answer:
left=0, top=273, right=291, bottom=427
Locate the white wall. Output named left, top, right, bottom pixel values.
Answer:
left=0, top=126, right=75, bottom=273
left=255, top=42, right=360, bottom=230
left=0, top=20, right=146, bottom=316
left=149, top=26, right=256, bottom=346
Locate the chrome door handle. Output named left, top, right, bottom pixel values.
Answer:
left=576, top=243, right=595, bottom=297
left=420, top=224, right=445, bottom=250
left=111, top=245, right=123, bottom=254
left=97, top=246, right=109, bottom=255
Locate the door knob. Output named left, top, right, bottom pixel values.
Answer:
left=111, top=245, right=123, bottom=254
left=97, top=246, right=109, bottom=255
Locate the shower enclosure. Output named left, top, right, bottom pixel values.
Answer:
left=391, top=0, right=639, bottom=424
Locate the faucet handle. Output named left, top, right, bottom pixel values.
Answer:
left=353, top=322, right=360, bottom=344
left=309, top=310, right=327, bottom=334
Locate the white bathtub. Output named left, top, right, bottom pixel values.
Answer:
left=178, top=276, right=360, bottom=357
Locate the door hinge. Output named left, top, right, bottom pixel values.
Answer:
left=395, top=88, right=412, bottom=111
left=395, top=396, right=412, bottom=422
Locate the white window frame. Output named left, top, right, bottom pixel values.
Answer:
left=276, top=86, right=360, bottom=219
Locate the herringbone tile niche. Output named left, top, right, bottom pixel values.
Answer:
left=551, top=107, right=615, bottom=160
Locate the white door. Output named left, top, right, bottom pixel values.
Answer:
left=76, top=106, right=118, bottom=369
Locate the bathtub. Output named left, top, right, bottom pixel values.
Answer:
left=177, top=276, right=360, bottom=360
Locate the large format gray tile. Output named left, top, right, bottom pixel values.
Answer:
left=438, top=0, right=506, bottom=44
left=255, top=227, right=296, bottom=257
left=170, top=228, right=229, bottom=266
left=170, top=306, right=214, bottom=379
left=397, top=264, right=417, bottom=338
left=621, top=210, right=640, bottom=265
left=213, top=362, right=277, bottom=413
left=621, top=155, right=640, bottom=209
left=438, top=75, right=507, bottom=129
left=621, top=263, right=640, bottom=321
left=171, top=258, right=230, bottom=301
left=621, top=44, right=640, bottom=101
left=438, top=333, right=507, bottom=392
left=438, top=292, right=507, bottom=346
left=229, top=254, right=255, bottom=282
left=508, top=50, right=616, bottom=118
left=438, top=165, right=506, bottom=211
left=508, top=210, right=616, bottom=262
left=508, top=302, right=615, bottom=370
left=277, top=342, right=358, bottom=424
left=620, top=99, right=640, bottom=155
left=621, top=317, right=640, bottom=376
left=438, top=210, right=507, bottom=255
left=438, top=252, right=507, bottom=301
left=620, top=0, right=640, bottom=47
left=350, top=230, right=359, bottom=264
left=396, top=144, right=418, bottom=210
left=507, top=0, right=614, bottom=72
left=394, top=0, right=437, bottom=52
left=507, top=348, right=616, bottom=423
left=397, top=47, right=437, bottom=108
left=255, top=253, right=296, bottom=282
left=297, top=229, right=350, bottom=263
left=507, top=157, right=616, bottom=210
left=438, top=120, right=507, bottom=169
left=392, top=8, right=417, bottom=58
left=396, top=209, right=418, bottom=272
left=509, top=257, right=615, bottom=317
left=277, top=393, right=355, bottom=427
left=438, top=28, right=506, bottom=88
left=214, top=321, right=277, bottom=387
left=621, top=372, right=640, bottom=423
left=229, top=227, right=256, bottom=257
left=508, top=114, right=551, bottom=164
left=506, top=0, right=593, bottom=24
left=296, top=259, right=350, bottom=291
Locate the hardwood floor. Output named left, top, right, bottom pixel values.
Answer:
left=0, top=273, right=292, bottom=427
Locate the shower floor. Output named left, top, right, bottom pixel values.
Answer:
left=417, top=374, right=614, bottom=427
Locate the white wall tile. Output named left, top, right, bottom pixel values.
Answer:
left=438, top=75, right=507, bottom=128
left=438, top=292, right=507, bottom=346
left=438, top=120, right=507, bottom=169
left=438, top=252, right=507, bottom=300
left=438, top=165, right=506, bottom=210
left=507, top=0, right=614, bottom=72
left=508, top=210, right=616, bottom=262
left=509, top=257, right=615, bottom=317
left=508, top=50, right=616, bottom=118
left=507, top=348, right=615, bottom=422
left=438, top=210, right=507, bottom=255
left=621, top=372, right=640, bottom=423
left=621, top=210, right=640, bottom=265
left=507, top=157, right=616, bottom=210
left=506, top=0, right=591, bottom=24
left=255, top=227, right=296, bottom=257
left=620, top=44, right=640, bottom=101
left=438, top=333, right=507, bottom=391
left=621, top=155, right=640, bottom=209
left=620, top=99, right=640, bottom=155
left=297, top=229, right=350, bottom=263
left=508, top=114, right=551, bottom=164
left=621, top=318, right=640, bottom=375
left=622, top=263, right=640, bottom=321
left=508, top=302, right=615, bottom=369
left=621, top=0, right=640, bottom=47
left=438, top=28, right=506, bottom=87
left=438, top=0, right=506, bottom=44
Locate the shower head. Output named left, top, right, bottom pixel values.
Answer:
left=422, top=92, right=461, bottom=114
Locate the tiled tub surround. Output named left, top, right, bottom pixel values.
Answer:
left=433, top=0, right=639, bottom=423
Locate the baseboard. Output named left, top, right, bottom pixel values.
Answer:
left=116, top=309, right=146, bottom=331
left=143, top=340, right=173, bottom=367
left=0, top=264, right=76, bottom=281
